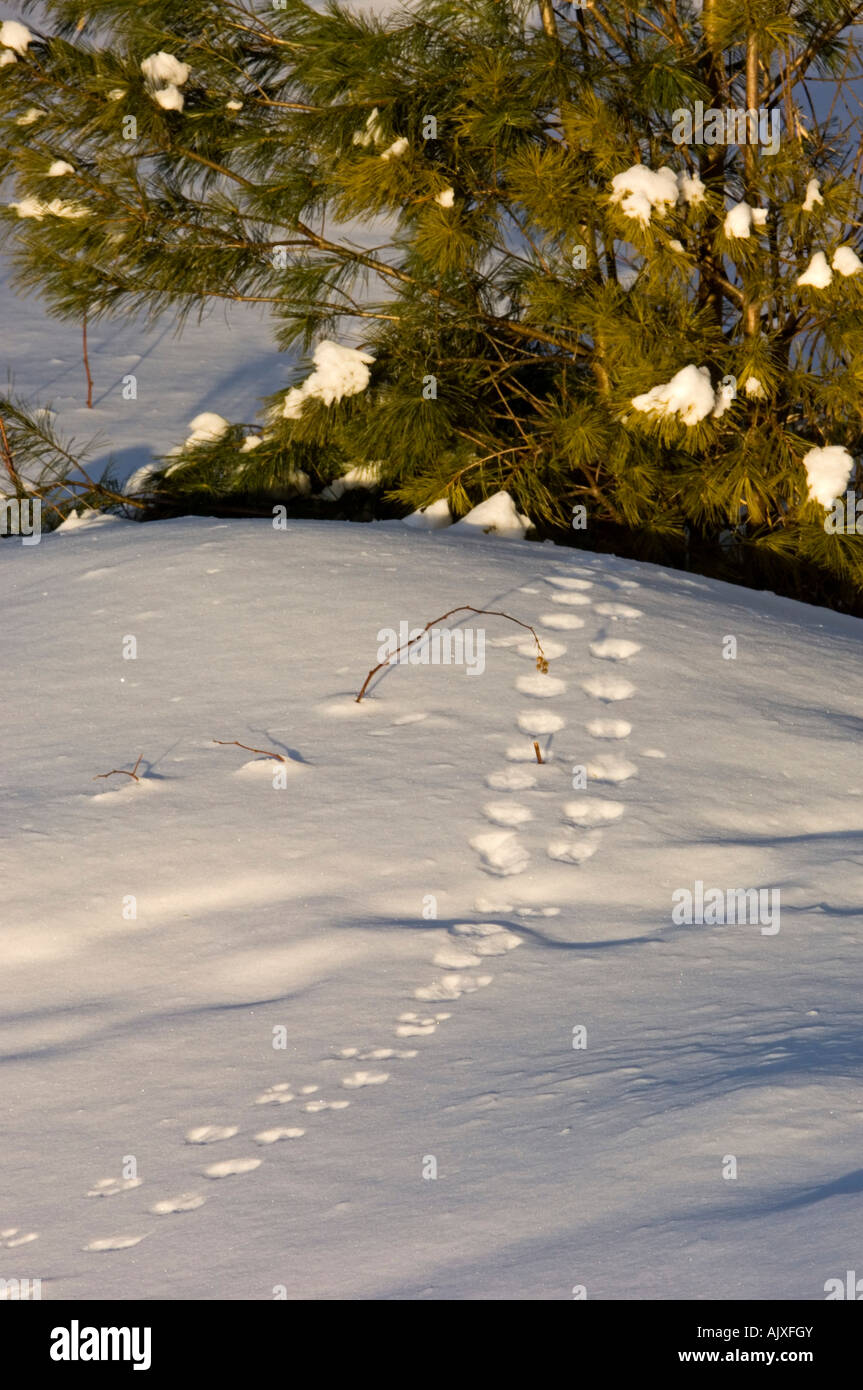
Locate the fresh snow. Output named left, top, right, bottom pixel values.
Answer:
left=282, top=340, right=375, bottom=417
left=797, top=252, right=833, bottom=289
left=3, top=516, right=863, bottom=1299
left=0, top=18, right=32, bottom=54
left=831, top=245, right=863, bottom=277
left=452, top=490, right=532, bottom=538
left=724, top=201, right=767, bottom=238
left=802, top=179, right=823, bottom=212
left=631, top=363, right=717, bottom=426
left=802, top=444, right=855, bottom=508
left=141, top=52, right=190, bottom=88
left=609, top=165, right=679, bottom=225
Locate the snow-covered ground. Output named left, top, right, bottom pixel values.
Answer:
left=3, top=510, right=863, bottom=1300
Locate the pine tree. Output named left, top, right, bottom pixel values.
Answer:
left=2, top=1, right=863, bottom=604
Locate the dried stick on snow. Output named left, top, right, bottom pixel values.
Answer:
left=213, top=739, right=286, bottom=762
left=533, top=741, right=544, bottom=764
left=356, top=605, right=548, bottom=702
left=93, top=753, right=144, bottom=782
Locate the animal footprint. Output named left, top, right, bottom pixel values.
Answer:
left=254, top=1128, right=305, bottom=1144
left=517, top=639, right=566, bottom=659
left=563, top=798, right=625, bottom=826
left=483, top=800, right=533, bottom=827
left=589, top=639, right=641, bottom=661
left=254, top=1084, right=295, bottom=1105
left=84, top=1234, right=147, bottom=1252
left=545, top=576, right=593, bottom=590
left=332, top=1046, right=417, bottom=1060
left=551, top=592, right=593, bottom=606
left=0, top=1228, right=38, bottom=1248
left=486, top=768, right=537, bottom=791
left=515, top=674, right=566, bottom=698
left=396, top=1012, right=450, bottom=1037
left=185, top=1125, right=238, bottom=1144
left=581, top=675, right=636, bottom=701
left=87, top=1177, right=143, bottom=1198
left=516, top=711, right=565, bottom=735
left=414, top=973, right=493, bottom=1001
left=202, top=1158, right=262, bottom=1179
left=450, top=922, right=523, bottom=956
left=540, top=613, right=585, bottom=630
left=587, top=754, right=638, bottom=784
left=341, top=1071, right=389, bottom=1089
left=586, top=718, right=632, bottom=739
left=469, top=830, right=529, bottom=876
left=593, top=602, right=643, bottom=619
left=547, top=835, right=600, bottom=864
left=302, top=1098, right=350, bottom=1112
left=150, top=1194, right=206, bottom=1215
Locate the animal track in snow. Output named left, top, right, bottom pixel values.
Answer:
left=396, top=1012, right=450, bottom=1037
left=450, top=922, right=523, bottom=955
left=84, top=1234, right=147, bottom=1252
left=545, top=576, right=593, bottom=590
left=150, top=1194, right=207, bottom=1215
left=486, top=767, right=537, bottom=791
left=540, top=613, right=585, bottom=630
left=1, top=1228, right=38, bottom=1248
left=589, top=638, right=641, bottom=661
left=641, top=748, right=666, bottom=758
left=332, top=1046, right=418, bottom=1060
left=483, top=800, right=533, bottom=827
left=593, top=602, right=643, bottom=619
left=87, top=1177, right=143, bottom=1197
left=547, top=835, right=600, bottom=864
left=506, top=743, right=556, bottom=761
left=515, top=674, right=566, bottom=698
left=202, top=1158, right=262, bottom=1179
left=302, top=1098, right=350, bottom=1112
left=586, top=718, right=632, bottom=740
left=550, top=592, right=593, bottom=606
left=587, top=754, right=638, bottom=784
left=608, top=578, right=640, bottom=589
left=581, top=675, right=636, bottom=702
left=254, top=1084, right=295, bottom=1105
left=517, top=639, right=566, bottom=660
left=341, top=1071, right=390, bottom=1089
left=514, top=905, right=560, bottom=918
left=185, top=1125, right=238, bottom=1144
left=414, top=973, right=493, bottom=1001
left=254, top=1128, right=305, bottom=1144
left=517, top=711, right=565, bottom=735
left=469, top=829, right=530, bottom=876
left=563, top=798, right=625, bottom=827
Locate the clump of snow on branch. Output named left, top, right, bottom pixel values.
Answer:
left=435, top=187, right=455, bottom=208
left=380, top=137, right=409, bottom=161
left=832, top=246, right=863, bottom=277
left=184, top=413, right=231, bottom=447
left=631, top=365, right=720, bottom=426
left=723, top=202, right=767, bottom=239
left=320, top=463, right=378, bottom=500
left=141, top=51, right=189, bottom=112
left=802, top=446, right=855, bottom=508
left=802, top=179, right=823, bottom=212
left=9, top=195, right=87, bottom=220
left=796, top=252, right=832, bottom=289
left=0, top=19, right=32, bottom=54
left=47, top=160, right=74, bottom=177
left=0, top=50, right=16, bottom=68
left=15, top=108, right=42, bottom=125
left=282, top=341, right=375, bottom=419
left=608, top=166, right=704, bottom=226
left=743, top=376, right=767, bottom=400
left=352, top=108, right=385, bottom=148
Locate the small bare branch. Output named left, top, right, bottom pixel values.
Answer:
left=213, top=739, right=286, bottom=762
left=93, top=753, right=144, bottom=782
left=356, top=605, right=547, bottom=702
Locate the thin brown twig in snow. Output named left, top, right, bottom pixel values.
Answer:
left=213, top=739, right=286, bottom=762
left=533, top=741, right=544, bottom=764
left=93, top=753, right=144, bottom=782
left=82, top=313, right=94, bottom=409
left=356, top=605, right=548, bottom=702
